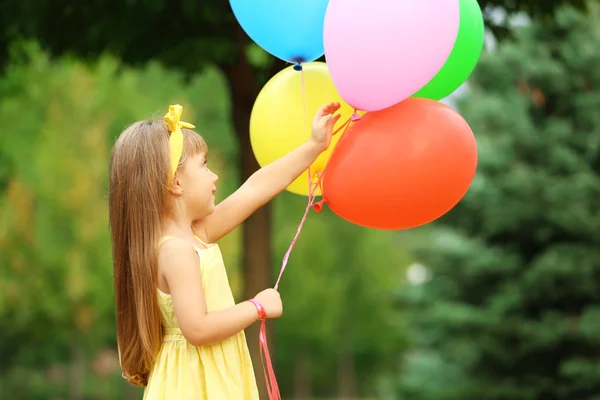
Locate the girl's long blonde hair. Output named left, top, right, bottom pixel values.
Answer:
left=109, top=119, right=206, bottom=387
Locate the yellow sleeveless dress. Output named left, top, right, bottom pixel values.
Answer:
left=143, top=236, right=259, bottom=400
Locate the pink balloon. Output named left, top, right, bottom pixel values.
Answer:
left=324, top=0, right=460, bottom=112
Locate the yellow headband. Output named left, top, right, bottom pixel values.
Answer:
left=163, top=104, right=195, bottom=180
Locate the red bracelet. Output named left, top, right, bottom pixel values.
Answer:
left=248, top=299, right=267, bottom=320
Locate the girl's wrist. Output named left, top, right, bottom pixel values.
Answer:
left=247, top=299, right=267, bottom=320
left=306, top=138, right=325, bottom=156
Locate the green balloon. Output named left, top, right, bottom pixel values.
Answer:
left=413, top=0, right=485, bottom=100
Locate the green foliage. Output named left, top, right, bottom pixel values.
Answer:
left=396, top=5, right=600, bottom=400
left=0, top=0, right=591, bottom=73
left=0, top=1, right=238, bottom=73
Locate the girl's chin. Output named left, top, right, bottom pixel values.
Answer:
left=193, top=204, right=216, bottom=221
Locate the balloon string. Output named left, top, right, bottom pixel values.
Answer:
left=260, top=59, right=355, bottom=400
left=274, top=113, right=353, bottom=289
left=257, top=58, right=307, bottom=400
left=274, top=60, right=310, bottom=291
left=300, top=62, right=309, bottom=136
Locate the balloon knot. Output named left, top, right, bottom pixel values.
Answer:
left=293, top=58, right=303, bottom=71
left=312, top=199, right=326, bottom=213
left=351, top=111, right=361, bottom=122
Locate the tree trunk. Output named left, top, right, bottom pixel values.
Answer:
left=224, top=23, right=288, bottom=400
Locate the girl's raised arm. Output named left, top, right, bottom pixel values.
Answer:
left=198, top=102, right=341, bottom=243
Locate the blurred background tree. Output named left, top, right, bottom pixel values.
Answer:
left=0, top=45, right=240, bottom=399
left=396, top=4, right=600, bottom=400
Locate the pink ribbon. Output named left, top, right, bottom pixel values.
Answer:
left=259, top=319, right=280, bottom=400
left=257, top=59, right=354, bottom=400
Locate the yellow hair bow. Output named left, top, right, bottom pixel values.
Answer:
left=164, top=104, right=196, bottom=180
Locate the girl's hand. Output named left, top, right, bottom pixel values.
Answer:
left=310, top=102, right=342, bottom=153
left=254, top=289, right=283, bottom=319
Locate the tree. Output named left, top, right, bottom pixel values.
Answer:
left=0, top=0, right=591, bottom=393
left=397, top=4, right=600, bottom=400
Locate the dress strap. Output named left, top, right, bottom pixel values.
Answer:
left=194, top=234, right=211, bottom=247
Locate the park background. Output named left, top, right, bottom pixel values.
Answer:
left=1, top=1, right=600, bottom=399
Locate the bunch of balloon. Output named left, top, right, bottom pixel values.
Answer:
left=321, top=0, right=485, bottom=230
left=228, top=0, right=485, bottom=397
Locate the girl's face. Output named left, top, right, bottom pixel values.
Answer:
left=178, top=152, right=218, bottom=219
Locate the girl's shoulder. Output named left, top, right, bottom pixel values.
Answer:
left=157, top=237, right=200, bottom=294
left=158, top=236, right=198, bottom=256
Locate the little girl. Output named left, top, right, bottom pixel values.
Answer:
left=109, top=102, right=341, bottom=399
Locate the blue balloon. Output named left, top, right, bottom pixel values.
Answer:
left=229, top=0, right=328, bottom=63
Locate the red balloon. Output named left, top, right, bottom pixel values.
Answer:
left=322, top=98, right=478, bottom=230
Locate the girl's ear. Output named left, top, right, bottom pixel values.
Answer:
left=168, top=173, right=184, bottom=196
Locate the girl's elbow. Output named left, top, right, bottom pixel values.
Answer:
left=186, top=336, right=208, bottom=347
left=182, top=327, right=218, bottom=347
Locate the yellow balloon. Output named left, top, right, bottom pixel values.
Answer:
left=250, top=62, right=354, bottom=196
